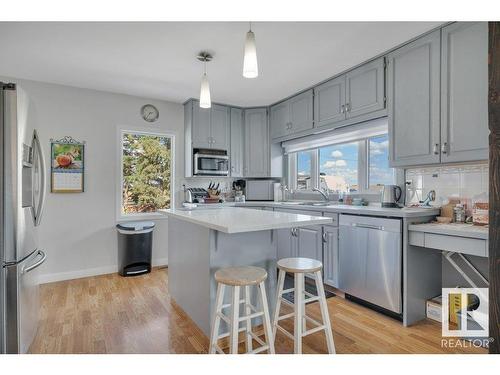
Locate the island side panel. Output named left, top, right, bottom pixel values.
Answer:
left=403, top=216, right=442, bottom=326
left=209, top=229, right=278, bottom=334
left=168, top=217, right=212, bottom=335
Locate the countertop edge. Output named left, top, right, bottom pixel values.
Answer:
left=159, top=209, right=333, bottom=234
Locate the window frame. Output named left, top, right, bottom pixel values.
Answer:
left=116, top=126, right=175, bottom=221
left=288, top=132, right=394, bottom=194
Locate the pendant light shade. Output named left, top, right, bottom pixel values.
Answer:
left=199, top=73, right=211, bottom=109
left=197, top=52, right=213, bottom=109
left=243, top=26, right=258, bottom=78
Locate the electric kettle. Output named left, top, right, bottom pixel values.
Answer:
left=381, top=185, right=402, bottom=208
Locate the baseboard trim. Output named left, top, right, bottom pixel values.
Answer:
left=39, top=258, right=169, bottom=284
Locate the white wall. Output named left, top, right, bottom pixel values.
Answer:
left=1, top=76, right=184, bottom=283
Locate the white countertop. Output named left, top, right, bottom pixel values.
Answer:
left=234, top=201, right=440, bottom=218
left=159, top=207, right=333, bottom=234
left=408, top=222, right=488, bottom=240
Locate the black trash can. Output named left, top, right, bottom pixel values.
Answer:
left=116, top=221, right=155, bottom=276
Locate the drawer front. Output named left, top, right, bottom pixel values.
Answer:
left=424, top=233, right=487, bottom=257
left=408, top=231, right=425, bottom=247
left=322, top=212, right=339, bottom=227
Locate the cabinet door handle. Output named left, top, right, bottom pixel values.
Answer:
left=346, top=103, right=351, bottom=112
left=340, top=105, right=345, bottom=113
left=322, top=232, right=327, bottom=243
left=441, top=142, right=448, bottom=154
left=433, top=143, right=439, bottom=155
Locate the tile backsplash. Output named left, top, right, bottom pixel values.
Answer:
left=405, top=163, right=488, bottom=208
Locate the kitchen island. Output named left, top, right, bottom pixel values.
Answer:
left=160, top=207, right=332, bottom=336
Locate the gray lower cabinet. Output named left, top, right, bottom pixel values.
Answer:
left=277, top=227, right=297, bottom=260
left=275, top=208, right=322, bottom=262
left=345, top=58, right=385, bottom=120
left=244, top=107, right=269, bottom=177
left=440, top=22, right=489, bottom=163
left=270, top=90, right=313, bottom=140
left=323, top=225, right=339, bottom=288
left=230, top=108, right=244, bottom=177
left=388, top=30, right=441, bottom=167
left=296, top=226, right=323, bottom=262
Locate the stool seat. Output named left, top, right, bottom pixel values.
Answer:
left=277, top=257, right=323, bottom=273
left=214, top=266, right=267, bottom=286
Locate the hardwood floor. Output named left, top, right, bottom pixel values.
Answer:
left=30, top=268, right=487, bottom=354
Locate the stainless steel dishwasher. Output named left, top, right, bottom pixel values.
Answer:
left=339, top=214, right=402, bottom=315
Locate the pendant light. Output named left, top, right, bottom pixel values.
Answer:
left=243, top=22, right=258, bottom=78
left=197, top=52, right=213, bottom=108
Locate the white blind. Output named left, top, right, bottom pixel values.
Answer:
left=282, top=117, right=388, bottom=154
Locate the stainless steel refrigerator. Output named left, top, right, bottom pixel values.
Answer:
left=1, top=82, right=47, bottom=354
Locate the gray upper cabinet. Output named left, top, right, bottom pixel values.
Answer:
left=210, top=104, right=230, bottom=151
left=313, top=57, right=385, bottom=130
left=388, top=30, right=442, bottom=167
left=192, top=104, right=211, bottom=149
left=270, top=90, right=313, bottom=140
left=314, top=76, right=346, bottom=128
left=190, top=101, right=230, bottom=150
left=230, top=108, right=244, bottom=177
left=441, top=22, right=489, bottom=163
left=288, top=90, right=314, bottom=134
left=345, top=58, right=385, bottom=119
left=270, top=101, right=289, bottom=139
left=244, top=108, right=269, bottom=177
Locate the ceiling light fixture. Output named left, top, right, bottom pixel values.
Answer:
left=197, top=51, right=213, bottom=108
left=243, top=22, right=258, bottom=78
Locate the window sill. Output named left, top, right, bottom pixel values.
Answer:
left=117, top=212, right=169, bottom=222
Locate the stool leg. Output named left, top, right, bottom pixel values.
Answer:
left=294, top=273, right=304, bottom=354
left=244, top=285, right=253, bottom=353
left=258, top=281, right=275, bottom=354
left=272, top=269, right=286, bottom=341
left=229, top=286, right=241, bottom=354
left=314, top=270, right=336, bottom=354
left=209, top=283, right=225, bottom=354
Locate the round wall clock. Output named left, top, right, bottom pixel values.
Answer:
left=141, top=104, right=159, bottom=123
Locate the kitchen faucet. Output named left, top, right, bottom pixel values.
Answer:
left=312, top=187, right=329, bottom=201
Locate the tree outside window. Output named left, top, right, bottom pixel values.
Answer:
left=121, top=132, right=172, bottom=215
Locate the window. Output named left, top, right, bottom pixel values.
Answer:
left=120, top=131, right=174, bottom=217
left=319, top=142, right=360, bottom=193
left=296, top=150, right=313, bottom=190
left=369, top=134, right=395, bottom=191
left=289, top=133, right=395, bottom=193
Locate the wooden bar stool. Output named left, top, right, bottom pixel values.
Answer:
left=209, top=266, right=275, bottom=354
left=272, top=257, right=336, bottom=354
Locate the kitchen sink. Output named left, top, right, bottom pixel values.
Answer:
left=299, top=201, right=336, bottom=206
left=276, top=201, right=338, bottom=207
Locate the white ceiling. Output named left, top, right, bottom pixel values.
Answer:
left=0, top=22, right=443, bottom=106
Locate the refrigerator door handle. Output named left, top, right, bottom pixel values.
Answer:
left=22, top=250, right=46, bottom=274
left=32, top=130, right=46, bottom=227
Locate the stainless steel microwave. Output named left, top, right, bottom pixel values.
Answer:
left=193, top=150, right=229, bottom=176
